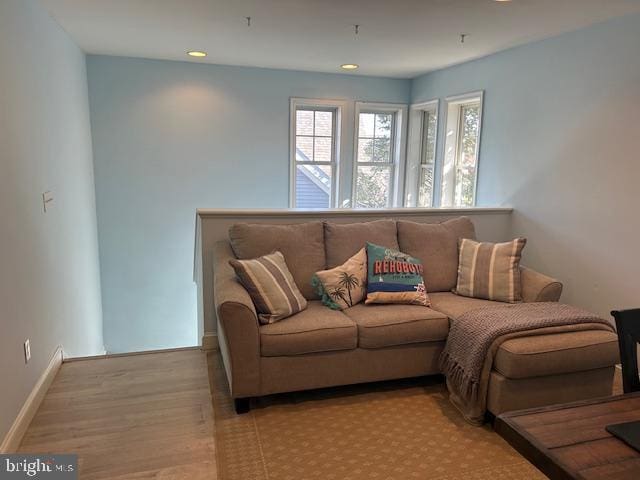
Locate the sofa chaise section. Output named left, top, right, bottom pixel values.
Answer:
left=430, top=292, right=619, bottom=415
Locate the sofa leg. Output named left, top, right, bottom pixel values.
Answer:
left=234, top=397, right=251, bottom=414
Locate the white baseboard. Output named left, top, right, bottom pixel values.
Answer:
left=0, top=345, right=63, bottom=453
left=64, top=345, right=199, bottom=362
left=202, top=332, right=219, bottom=351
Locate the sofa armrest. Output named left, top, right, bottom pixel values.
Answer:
left=213, top=240, right=261, bottom=398
left=520, top=266, right=563, bottom=303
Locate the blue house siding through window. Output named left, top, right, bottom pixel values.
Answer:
left=296, top=168, right=330, bottom=208
left=295, top=147, right=331, bottom=208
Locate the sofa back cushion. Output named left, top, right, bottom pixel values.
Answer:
left=324, top=219, right=398, bottom=268
left=397, top=217, right=476, bottom=292
left=229, top=222, right=325, bottom=300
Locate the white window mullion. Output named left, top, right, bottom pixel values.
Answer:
left=388, top=163, right=396, bottom=208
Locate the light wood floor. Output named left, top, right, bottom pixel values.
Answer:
left=18, top=349, right=217, bottom=480
left=17, top=349, right=623, bottom=480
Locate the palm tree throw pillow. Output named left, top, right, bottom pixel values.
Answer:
left=365, top=242, right=430, bottom=306
left=312, top=248, right=367, bottom=310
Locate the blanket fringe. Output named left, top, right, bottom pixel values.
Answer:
left=439, top=351, right=479, bottom=403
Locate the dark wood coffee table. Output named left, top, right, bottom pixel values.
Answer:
left=495, top=393, right=640, bottom=480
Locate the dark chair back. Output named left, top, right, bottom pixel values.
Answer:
left=612, top=309, right=640, bottom=393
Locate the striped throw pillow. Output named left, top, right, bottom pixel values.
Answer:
left=230, top=251, right=307, bottom=324
left=455, top=238, right=527, bottom=303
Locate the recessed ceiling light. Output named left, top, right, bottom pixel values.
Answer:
left=494, top=0, right=512, bottom=2
left=341, top=64, right=359, bottom=70
left=187, top=51, right=207, bottom=58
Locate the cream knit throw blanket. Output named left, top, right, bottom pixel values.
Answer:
left=439, top=302, right=615, bottom=425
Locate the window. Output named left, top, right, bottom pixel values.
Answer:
left=354, top=111, right=394, bottom=208
left=405, top=101, right=438, bottom=207
left=290, top=99, right=342, bottom=208
left=352, top=103, right=407, bottom=208
left=440, top=92, right=483, bottom=207
left=289, top=99, right=408, bottom=210
left=418, top=108, right=438, bottom=207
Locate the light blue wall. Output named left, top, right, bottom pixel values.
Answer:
left=88, top=12, right=640, bottom=352
left=0, top=0, right=103, bottom=441
left=87, top=56, right=411, bottom=353
left=411, top=13, right=640, bottom=317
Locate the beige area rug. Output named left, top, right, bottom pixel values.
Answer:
left=208, top=353, right=549, bottom=480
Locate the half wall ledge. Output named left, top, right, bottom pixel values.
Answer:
left=193, top=207, right=513, bottom=347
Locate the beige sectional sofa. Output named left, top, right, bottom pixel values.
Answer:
left=213, top=217, right=619, bottom=415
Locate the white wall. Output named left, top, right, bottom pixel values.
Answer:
left=0, top=0, right=104, bottom=442
left=411, top=13, right=640, bottom=318
left=87, top=56, right=411, bottom=353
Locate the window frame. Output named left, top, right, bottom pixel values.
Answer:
left=405, top=99, right=439, bottom=207
left=351, top=102, right=408, bottom=209
left=439, top=91, right=484, bottom=207
left=289, top=98, right=346, bottom=208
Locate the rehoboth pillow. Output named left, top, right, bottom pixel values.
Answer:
left=312, top=248, right=367, bottom=310
left=455, top=238, right=527, bottom=303
left=229, top=251, right=307, bottom=324
left=365, top=243, right=430, bottom=306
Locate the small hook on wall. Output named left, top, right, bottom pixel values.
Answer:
left=460, top=33, right=467, bottom=44
left=246, top=16, right=251, bottom=27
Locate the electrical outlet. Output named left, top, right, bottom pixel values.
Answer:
left=24, top=339, right=31, bottom=363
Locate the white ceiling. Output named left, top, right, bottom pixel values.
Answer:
left=38, top=0, right=640, bottom=78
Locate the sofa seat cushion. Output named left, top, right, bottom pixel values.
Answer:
left=260, top=301, right=357, bottom=356
left=324, top=219, right=398, bottom=268
left=429, top=292, right=502, bottom=320
left=344, top=303, right=449, bottom=349
left=229, top=221, right=325, bottom=300
left=494, top=330, right=619, bottom=379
